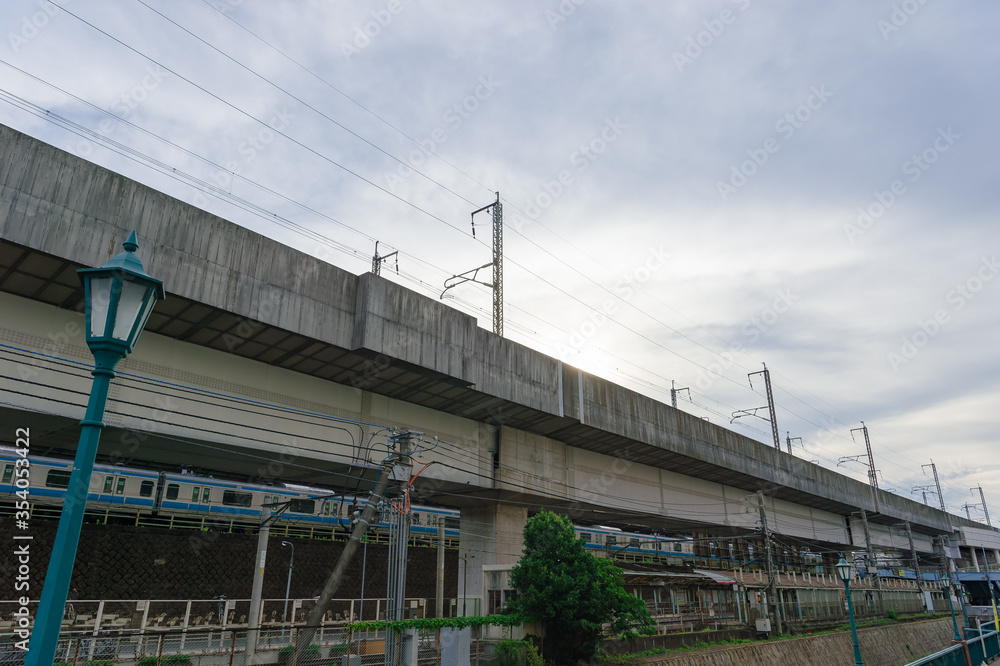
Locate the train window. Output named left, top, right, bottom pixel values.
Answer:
left=444, top=516, right=460, bottom=530
left=46, top=470, right=72, bottom=489
left=202, top=488, right=211, bottom=503
left=629, top=537, right=639, bottom=548
left=594, top=534, right=603, bottom=545
left=322, top=502, right=330, bottom=516
left=428, top=514, right=438, bottom=526
left=607, top=535, right=617, bottom=546
left=579, top=533, right=591, bottom=544
left=288, top=499, right=314, bottom=514
left=140, top=480, right=154, bottom=497
left=116, top=478, right=126, bottom=494
left=223, top=490, right=253, bottom=507
left=412, top=513, right=420, bottom=525
left=2, top=464, right=13, bottom=484
left=166, top=484, right=179, bottom=500
left=192, top=487, right=200, bottom=502
left=674, top=543, right=683, bottom=553
left=103, top=476, right=114, bottom=493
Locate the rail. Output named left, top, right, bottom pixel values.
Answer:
left=904, top=620, right=1000, bottom=666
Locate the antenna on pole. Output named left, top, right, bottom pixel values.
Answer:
left=732, top=363, right=780, bottom=451
left=441, top=192, right=503, bottom=337
left=670, top=380, right=690, bottom=409
left=972, top=485, right=992, bottom=527
left=371, top=241, right=399, bottom=277
left=922, top=460, right=946, bottom=511
left=785, top=431, right=802, bottom=455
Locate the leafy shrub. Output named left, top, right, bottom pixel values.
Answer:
left=886, top=610, right=899, bottom=620
left=495, top=639, right=545, bottom=666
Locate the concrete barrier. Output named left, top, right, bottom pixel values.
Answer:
left=639, top=618, right=953, bottom=666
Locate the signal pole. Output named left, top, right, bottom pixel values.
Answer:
left=786, top=432, right=802, bottom=455
left=441, top=193, right=504, bottom=337
left=859, top=509, right=885, bottom=613
left=371, top=240, right=399, bottom=276
left=923, top=461, right=946, bottom=511
left=972, top=485, right=992, bottom=527
left=670, top=381, right=689, bottom=409
left=850, top=422, right=880, bottom=512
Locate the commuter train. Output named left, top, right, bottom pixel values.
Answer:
left=0, top=449, right=705, bottom=558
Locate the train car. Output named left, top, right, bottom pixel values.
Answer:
left=0, top=449, right=461, bottom=538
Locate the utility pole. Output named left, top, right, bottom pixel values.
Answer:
left=757, top=491, right=783, bottom=634
left=461, top=552, right=476, bottom=617
left=744, top=363, right=781, bottom=451
left=850, top=422, right=880, bottom=513
left=294, top=450, right=399, bottom=656
left=371, top=240, right=399, bottom=276
left=912, top=486, right=937, bottom=507
left=923, top=461, right=946, bottom=511
left=246, top=509, right=270, bottom=661
left=902, top=522, right=923, bottom=592
left=670, top=381, right=689, bottom=410
left=385, top=430, right=416, bottom=665
left=860, top=510, right=885, bottom=614
left=436, top=522, right=446, bottom=618
left=441, top=193, right=504, bottom=337
left=786, top=431, right=802, bottom=455
left=972, top=485, right=992, bottom=527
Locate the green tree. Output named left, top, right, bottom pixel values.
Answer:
left=507, top=511, right=653, bottom=663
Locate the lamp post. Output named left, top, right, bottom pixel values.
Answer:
left=26, top=232, right=164, bottom=666
left=281, top=540, right=295, bottom=639
left=836, top=555, right=865, bottom=666
left=942, top=576, right=962, bottom=642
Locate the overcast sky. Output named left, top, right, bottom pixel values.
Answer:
left=2, top=0, right=998, bottom=522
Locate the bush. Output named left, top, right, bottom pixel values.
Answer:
left=278, top=643, right=321, bottom=658
left=495, top=639, right=545, bottom=666
left=886, top=610, right=899, bottom=620
left=139, top=658, right=191, bottom=666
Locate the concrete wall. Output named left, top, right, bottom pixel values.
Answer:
left=640, top=618, right=955, bottom=666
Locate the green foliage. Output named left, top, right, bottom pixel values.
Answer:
left=495, top=638, right=545, bottom=666
left=348, top=614, right=521, bottom=634
left=886, top=609, right=899, bottom=620
left=278, top=643, right=320, bottom=657
left=506, top=511, right=654, bottom=663
left=139, top=658, right=191, bottom=665
left=84, top=662, right=115, bottom=666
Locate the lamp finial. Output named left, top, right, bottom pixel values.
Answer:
left=123, top=231, right=138, bottom=253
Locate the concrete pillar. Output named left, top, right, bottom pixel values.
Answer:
left=972, top=548, right=981, bottom=572
left=458, top=502, right=528, bottom=616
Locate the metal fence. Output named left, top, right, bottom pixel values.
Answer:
left=0, top=623, right=519, bottom=666
left=904, top=620, right=1000, bottom=666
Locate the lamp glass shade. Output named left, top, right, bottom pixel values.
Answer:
left=112, top=278, right=154, bottom=345
left=835, top=556, right=851, bottom=583
left=87, top=275, right=114, bottom=338
left=941, top=576, right=950, bottom=586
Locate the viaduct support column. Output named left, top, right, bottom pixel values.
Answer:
left=458, top=502, right=527, bottom=616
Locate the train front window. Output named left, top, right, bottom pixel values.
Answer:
left=115, top=478, right=126, bottom=494
left=103, top=476, right=114, bottom=493
left=288, top=499, right=314, bottom=514
left=140, top=480, right=154, bottom=497
left=2, top=464, right=14, bottom=484
left=45, top=470, right=71, bottom=489
left=166, top=484, right=179, bottom=500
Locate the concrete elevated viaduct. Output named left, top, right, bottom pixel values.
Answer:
left=0, top=123, right=992, bottom=605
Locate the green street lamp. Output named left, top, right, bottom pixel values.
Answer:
left=836, top=555, right=865, bottom=666
left=941, top=576, right=962, bottom=642
left=27, top=232, right=164, bottom=666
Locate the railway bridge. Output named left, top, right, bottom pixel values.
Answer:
left=0, top=123, right=995, bottom=605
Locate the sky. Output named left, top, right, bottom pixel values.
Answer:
left=1, top=0, right=998, bottom=523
